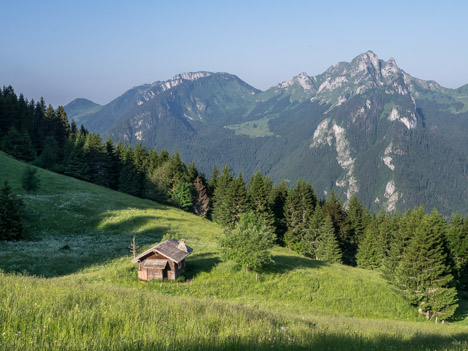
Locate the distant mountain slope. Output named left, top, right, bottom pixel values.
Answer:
left=65, top=52, right=468, bottom=214
left=64, top=98, right=102, bottom=124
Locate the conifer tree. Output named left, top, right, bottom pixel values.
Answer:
left=36, top=136, right=59, bottom=170
left=284, top=179, right=316, bottom=252
left=383, top=207, right=422, bottom=283
left=212, top=165, right=233, bottom=226
left=446, top=214, right=468, bottom=290
left=105, top=137, right=120, bottom=189
left=315, top=216, right=342, bottom=263
left=395, top=210, right=458, bottom=321
left=22, top=166, right=40, bottom=194
left=347, top=193, right=365, bottom=246
left=208, top=164, right=219, bottom=197
left=65, top=134, right=90, bottom=180
left=118, top=146, right=140, bottom=196
left=272, top=179, right=288, bottom=241
left=220, top=211, right=276, bottom=272
left=322, top=190, right=352, bottom=262
left=193, top=176, right=210, bottom=217
left=247, top=171, right=275, bottom=227
left=356, top=221, right=383, bottom=270
left=70, top=119, right=78, bottom=141
left=1, top=128, right=35, bottom=161
left=228, top=172, right=249, bottom=226
left=173, top=181, right=193, bottom=210
left=0, top=181, right=24, bottom=240
left=302, top=204, right=325, bottom=258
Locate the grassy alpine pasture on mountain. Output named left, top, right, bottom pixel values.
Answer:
left=0, top=152, right=467, bottom=350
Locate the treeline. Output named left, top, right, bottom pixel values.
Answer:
left=1, top=86, right=466, bottom=321
left=0, top=86, right=209, bottom=214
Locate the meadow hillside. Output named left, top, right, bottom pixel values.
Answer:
left=0, top=151, right=467, bottom=350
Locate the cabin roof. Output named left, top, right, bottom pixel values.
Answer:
left=131, top=239, right=193, bottom=264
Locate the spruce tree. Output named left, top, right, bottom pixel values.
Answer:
left=173, top=181, right=193, bottom=210
left=356, top=222, right=383, bottom=270
left=383, top=207, right=423, bottom=283
left=0, top=181, right=24, bottom=240
left=446, top=214, right=468, bottom=290
left=284, top=179, right=316, bottom=252
left=247, top=171, right=275, bottom=228
left=208, top=164, right=219, bottom=197
left=347, top=194, right=365, bottom=246
left=322, top=190, right=352, bottom=262
left=118, top=146, right=140, bottom=196
left=1, top=127, right=35, bottom=161
left=315, top=216, right=342, bottom=263
left=220, top=211, right=276, bottom=272
left=228, top=172, right=249, bottom=226
left=302, top=204, right=325, bottom=259
left=22, top=166, right=40, bottom=194
left=395, top=210, right=458, bottom=321
left=272, top=179, right=288, bottom=241
left=211, top=165, right=233, bottom=227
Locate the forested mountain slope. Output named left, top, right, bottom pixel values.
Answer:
left=65, top=51, right=468, bottom=214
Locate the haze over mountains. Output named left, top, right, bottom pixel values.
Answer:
left=65, top=51, right=468, bottom=215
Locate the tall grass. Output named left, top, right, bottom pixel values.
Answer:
left=1, top=274, right=467, bottom=350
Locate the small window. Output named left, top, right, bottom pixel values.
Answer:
left=178, top=262, right=182, bottom=269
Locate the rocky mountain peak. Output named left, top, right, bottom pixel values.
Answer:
left=172, top=72, right=212, bottom=81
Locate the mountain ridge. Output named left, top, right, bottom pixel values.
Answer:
left=64, top=51, right=468, bottom=214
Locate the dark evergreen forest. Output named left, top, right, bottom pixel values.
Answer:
left=0, top=86, right=466, bottom=321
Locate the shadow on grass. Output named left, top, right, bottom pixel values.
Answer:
left=113, top=331, right=468, bottom=351
left=184, top=252, right=221, bottom=280
left=265, top=255, right=329, bottom=274
left=0, top=214, right=173, bottom=277
left=451, top=291, right=468, bottom=322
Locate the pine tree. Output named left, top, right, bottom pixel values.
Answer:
left=220, top=211, right=276, bottom=272
left=211, top=165, right=233, bottom=226
left=105, top=137, right=120, bottom=190
left=0, top=181, right=24, bottom=240
left=118, top=146, right=140, bottom=196
left=446, top=214, right=468, bottom=290
left=284, top=179, right=316, bottom=252
left=208, top=164, right=219, bottom=197
left=356, top=221, right=383, bottom=270
left=395, top=210, right=458, bottom=321
left=22, top=166, right=40, bottom=194
left=35, top=136, right=59, bottom=170
left=173, top=181, right=193, bottom=210
left=1, top=127, right=35, bottom=161
left=383, top=207, right=422, bottom=283
left=247, top=171, right=275, bottom=228
left=228, top=172, right=249, bottom=226
left=322, top=190, right=352, bottom=263
left=347, top=194, right=365, bottom=246
left=302, top=205, right=325, bottom=258
left=272, top=179, right=288, bottom=241
left=193, top=176, right=210, bottom=217
left=315, top=216, right=342, bottom=263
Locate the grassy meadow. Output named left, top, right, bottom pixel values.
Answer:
left=0, top=151, right=467, bottom=350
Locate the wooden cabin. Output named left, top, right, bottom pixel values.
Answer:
left=131, top=239, right=193, bottom=281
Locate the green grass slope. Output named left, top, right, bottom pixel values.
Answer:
left=0, top=152, right=467, bottom=350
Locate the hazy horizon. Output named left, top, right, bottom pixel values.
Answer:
left=2, top=0, right=468, bottom=106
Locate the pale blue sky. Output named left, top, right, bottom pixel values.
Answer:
left=2, top=0, right=467, bottom=106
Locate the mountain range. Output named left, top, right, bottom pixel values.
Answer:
left=65, top=51, right=468, bottom=215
